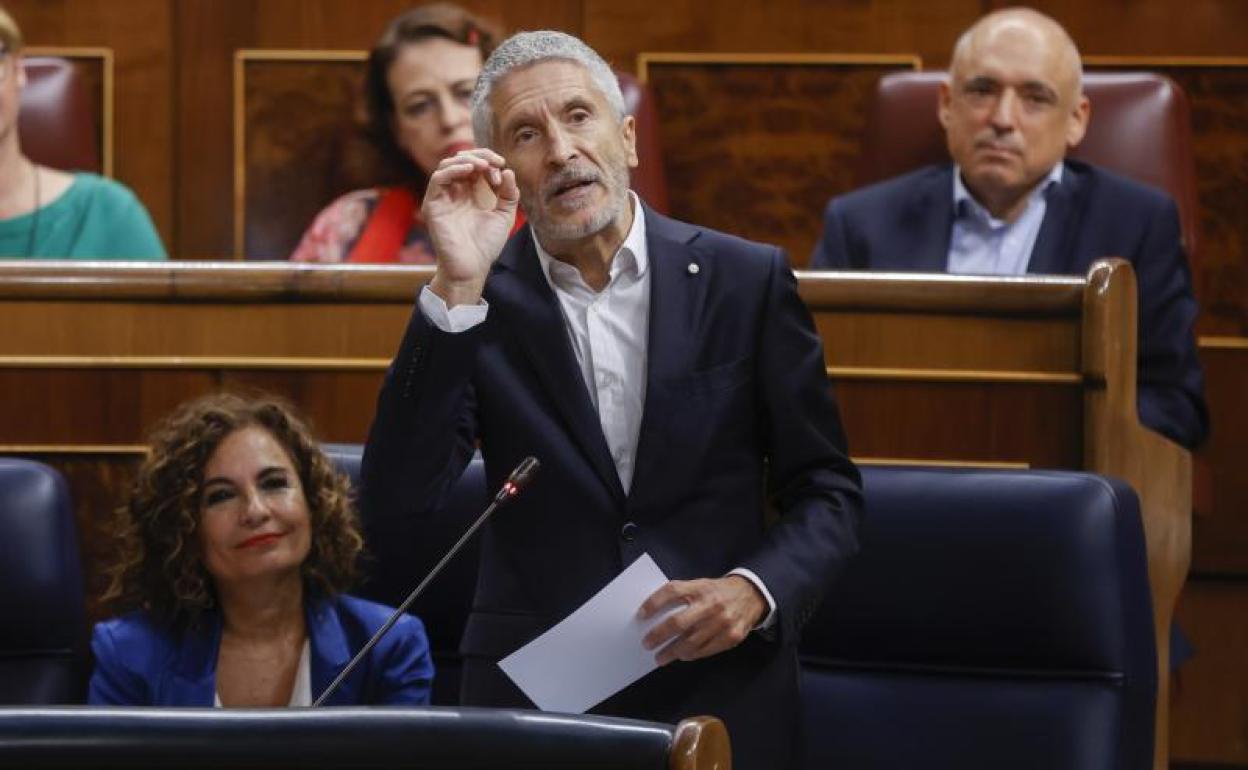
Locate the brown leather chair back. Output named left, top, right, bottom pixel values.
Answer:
left=18, top=56, right=101, bottom=173
left=857, top=70, right=1200, bottom=261
left=618, top=71, right=670, bottom=215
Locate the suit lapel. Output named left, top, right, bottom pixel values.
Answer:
left=308, top=597, right=353, bottom=706
left=630, top=208, right=707, bottom=499
left=165, top=601, right=348, bottom=706
left=168, top=614, right=221, bottom=705
left=1027, top=162, right=1083, bottom=275
left=884, top=165, right=954, bottom=272
left=489, top=230, right=626, bottom=502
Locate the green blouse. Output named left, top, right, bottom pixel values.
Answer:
left=0, top=173, right=166, bottom=260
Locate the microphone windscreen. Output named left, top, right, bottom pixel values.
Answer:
left=507, top=456, right=540, bottom=490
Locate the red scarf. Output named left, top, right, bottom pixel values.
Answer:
left=347, top=186, right=526, bottom=264
left=347, top=187, right=419, bottom=264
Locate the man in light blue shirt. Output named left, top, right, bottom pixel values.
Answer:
left=810, top=7, right=1206, bottom=450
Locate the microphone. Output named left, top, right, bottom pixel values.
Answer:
left=313, top=455, right=540, bottom=707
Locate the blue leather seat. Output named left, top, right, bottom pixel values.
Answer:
left=800, top=467, right=1157, bottom=770
left=0, top=458, right=86, bottom=704
left=323, top=444, right=488, bottom=706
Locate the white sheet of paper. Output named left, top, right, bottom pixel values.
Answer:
left=498, top=552, right=680, bottom=714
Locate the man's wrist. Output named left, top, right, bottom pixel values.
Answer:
left=727, top=568, right=778, bottom=631
left=727, top=574, right=767, bottom=627
left=418, top=285, right=488, bottom=333
left=430, top=272, right=486, bottom=309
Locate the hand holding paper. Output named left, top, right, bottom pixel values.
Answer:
left=497, top=553, right=682, bottom=714
left=638, top=574, right=767, bottom=666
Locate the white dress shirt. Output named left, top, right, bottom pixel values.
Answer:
left=418, top=194, right=777, bottom=628
left=948, top=163, right=1063, bottom=275
left=532, top=196, right=650, bottom=493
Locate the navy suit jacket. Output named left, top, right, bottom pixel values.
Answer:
left=361, top=204, right=863, bottom=770
left=88, top=594, right=433, bottom=706
left=810, top=160, right=1209, bottom=449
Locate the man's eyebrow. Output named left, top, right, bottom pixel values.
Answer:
left=562, top=95, right=596, bottom=111
left=962, top=74, right=999, bottom=86
left=1019, top=80, right=1059, bottom=96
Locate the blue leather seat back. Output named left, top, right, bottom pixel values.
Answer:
left=323, top=444, right=487, bottom=706
left=800, top=467, right=1156, bottom=770
left=0, top=458, right=86, bottom=704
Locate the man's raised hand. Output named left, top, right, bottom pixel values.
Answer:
left=423, top=149, right=520, bottom=308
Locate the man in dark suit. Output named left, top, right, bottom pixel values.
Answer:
left=361, top=30, right=862, bottom=770
left=810, top=7, right=1208, bottom=449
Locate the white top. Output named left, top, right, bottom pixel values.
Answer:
left=213, top=638, right=311, bottom=708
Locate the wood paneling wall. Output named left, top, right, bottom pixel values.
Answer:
left=8, top=0, right=1248, bottom=259
left=174, top=0, right=580, bottom=258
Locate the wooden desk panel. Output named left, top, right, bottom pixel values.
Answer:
left=0, top=368, right=384, bottom=445
left=836, top=381, right=1083, bottom=469
left=1192, top=343, right=1248, bottom=576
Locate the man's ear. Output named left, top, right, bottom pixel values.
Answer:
left=937, top=79, right=953, bottom=130
left=14, top=53, right=26, bottom=90
left=621, top=114, right=638, bottom=168
left=1066, top=94, right=1090, bottom=148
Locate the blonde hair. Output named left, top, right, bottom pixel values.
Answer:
left=0, top=6, right=24, bottom=53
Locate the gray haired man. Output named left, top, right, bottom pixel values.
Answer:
left=361, top=30, right=862, bottom=770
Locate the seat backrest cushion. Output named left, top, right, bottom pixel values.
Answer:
left=800, top=467, right=1155, bottom=770
left=0, top=458, right=86, bottom=704
left=19, top=57, right=101, bottom=173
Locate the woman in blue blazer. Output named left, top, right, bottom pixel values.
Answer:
left=89, top=393, right=433, bottom=706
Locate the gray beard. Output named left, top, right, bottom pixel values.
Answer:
left=524, top=163, right=631, bottom=245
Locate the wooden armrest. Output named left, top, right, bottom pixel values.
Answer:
left=670, top=716, right=731, bottom=770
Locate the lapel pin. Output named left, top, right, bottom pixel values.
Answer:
left=687, top=262, right=700, bottom=275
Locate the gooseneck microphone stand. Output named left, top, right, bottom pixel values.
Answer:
left=313, top=456, right=540, bottom=707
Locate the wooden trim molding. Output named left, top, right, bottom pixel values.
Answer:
left=827, top=366, right=1084, bottom=385
left=0, top=449, right=1026, bottom=477
left=1199, top=336, right=1248, bottom=350
left=24, top=45, right=114, bottom=177
left=0, top=444, right=147, bottom=456
left=0, top=261, right=433, bottom=300
left=797, top=270, right=1085, bottom=313
left=0, top=355, right=390, bottom=371
left=1084, top=55, right=1248, bottom=68
left=636, top=52, right=923, bottom=82
left=854, top=457, right=1031, bottom=469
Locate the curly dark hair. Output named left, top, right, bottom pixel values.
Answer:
left=101, top=392, right=363, bottom=627
left=362, top=2, right=500, bottom=189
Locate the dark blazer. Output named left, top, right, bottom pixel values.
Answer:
left=810, top=159, right=1209, bottom=449
left=88, top=594, right=433, bottom=706
left=361, top=204, right=863, bottom=770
